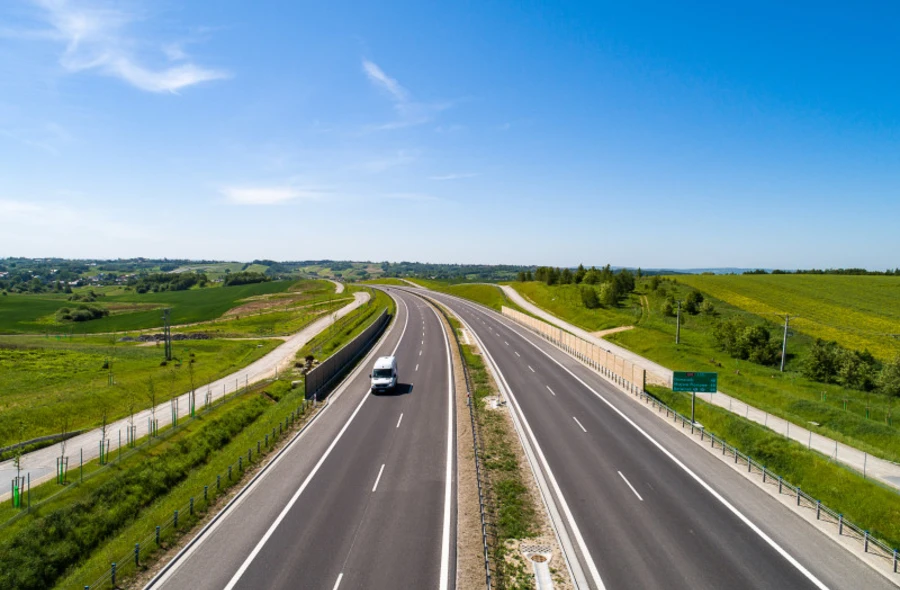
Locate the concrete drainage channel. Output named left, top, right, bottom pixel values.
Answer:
left=521, top=543, right=555, bottom=589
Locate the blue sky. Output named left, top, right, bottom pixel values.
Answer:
left=1, top=1, right=898, bottom=269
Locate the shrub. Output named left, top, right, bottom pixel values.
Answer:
left=581, top=286, right=599, bottom=309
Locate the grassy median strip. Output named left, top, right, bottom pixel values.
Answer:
left=447, top=314, right=541, bottom=589
left=646, top=384, right=900, bottom=548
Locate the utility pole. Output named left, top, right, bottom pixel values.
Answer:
left=777, top=314, right=797, bottom=372
left=162, top=308, right=172, bottom=361
left=676, top=300, right=682, bottom=345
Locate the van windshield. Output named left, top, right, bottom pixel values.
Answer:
left=373, top=368, right=393, bottom=378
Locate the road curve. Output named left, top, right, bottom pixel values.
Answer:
left=412, top=287, right=892, bottom=590
left=147, top=287, right=456, bottom=590
left=0, top=291, right=370, bottom=499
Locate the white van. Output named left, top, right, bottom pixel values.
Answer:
left=370, top=356, right=398, bottom=394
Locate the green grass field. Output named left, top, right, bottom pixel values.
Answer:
left=359, top=278, right=408, bottom=286
left=507, top=279, right=900, bottom=462
left=0, top=335, right=280, bottom=449
left=509, top=281, right=641, bottom=330
left=0, top=279, right=335, bottom=334
left=674, top=274, right=900, bottom=361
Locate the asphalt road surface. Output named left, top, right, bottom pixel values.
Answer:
left=412, top=288, right=893, bottom=590
left=148, top=288, right=455, bottom=590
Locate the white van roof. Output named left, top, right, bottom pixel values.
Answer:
left=374, top=356, right=396, bottom=369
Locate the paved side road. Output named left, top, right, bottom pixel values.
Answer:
left=147, top=288, right=456, bottom=590
left=500, top=284, right=900, bottom=490
left=0, top=291, right=370, bottom=499
left=412, top=288, right=895, bottom=590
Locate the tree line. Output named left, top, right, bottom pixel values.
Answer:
left=517, top=264, right=638, bottom=308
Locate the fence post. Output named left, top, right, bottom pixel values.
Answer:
left=204, top=485, right=208, bottom=503
left=778, top=476, right=782, bottom=494
left=816, top=500, right=821, bottom=520
left=217, top=474, right=221, bottom=491
left=239, top=457, right=243, bottom=472
left=864, top=531, right=869, bottom=553
left=135, top=543, right=140, bottom=567
left=762, top=467, right=767, bottom=483
left=893, top=549, right=897, bottom=573
left=111, top=562, right=116, bottom=587
left=797, top=486, right=802, bottom=506
left=839, top=514, right=844, bottom=535
left=190, top=497, right=194, bottom=516
left=174, top=509, right=179, bottom=529
left=156, top=525, right=160, bottom=545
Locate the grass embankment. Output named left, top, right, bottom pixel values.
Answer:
left=0, top=279, right=334, bottom=334
left=297, top=288, right=394, bottom=363
left=0, top=376, right=314, bottom=590
left=510, top=281, right=641, bottom=331
left=409, top=279, right=523, bottom=313
left=0, top=336, right=278, bottom=450
left=646, top=385, right=900, bottom=548
left=508, top=279, right=900, bottom=463
left=674, top=274, right=900, bottom=361
left=448, top=314, right=540, bottom=588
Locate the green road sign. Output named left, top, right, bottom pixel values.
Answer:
left=673, top=371, right=718, bottom=393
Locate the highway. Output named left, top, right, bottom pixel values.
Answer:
left=147, top=288, right=456, bottom=590
left=411, top=288, right=893, bottom=590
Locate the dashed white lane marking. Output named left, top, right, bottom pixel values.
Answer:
left=573, top=417, right=587, bottom=433
left=618, top=471, right=643, bottom=501
left=397, top=413, right=403, bottom=428
left=546, top=386, right=556, bottom=396
left=528, top=365, right=535, bottom=372
left=419, top=350, right=422, bottom=356
left=372, top=464, right=386, bottom=492
left=332, top=573, right=343, bottom=590
left=415, top=364, right=419, bottom=371
left=505, top=341, right=509, bottom=345
left=514, top=351, right=520, bottom=357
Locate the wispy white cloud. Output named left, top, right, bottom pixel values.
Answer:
left=22, top=0, right=229, bottom=93
left=429, top=172, right=477, bottom=181
left=221, top=186, right=322, bottom=205
left=361, top=58, right=450, bottom=131
left=362, top=59, right=408, bottom=102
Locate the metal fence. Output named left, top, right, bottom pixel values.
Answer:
left=505, top=304, right=900, bottom=578
left=305, top=310, right=390, bottom=401
left=82, top=397, right=315, bottom=590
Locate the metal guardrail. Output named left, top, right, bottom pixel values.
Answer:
left=432, top=301, right=494, bottom=590
left=504, top=306, right=900, bottom=577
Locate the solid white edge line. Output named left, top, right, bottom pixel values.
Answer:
left=372, top=463, right=386, bottom=492
left=546, top=386, right=556, bottom=397
left=617, top=471, right=643, bottom=502
left=428, top=300, right=455, bottom=590
left=573, top=417, right=587, bottom=433
left=439, top=299, right=599, bottom=590
left=461, top=296, right=831, bottom=590
left=397, top=413, right=404, bottom=428
left=332, top=572, right=343, bottom=590
left=219, top=295, right=410, bottom=590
